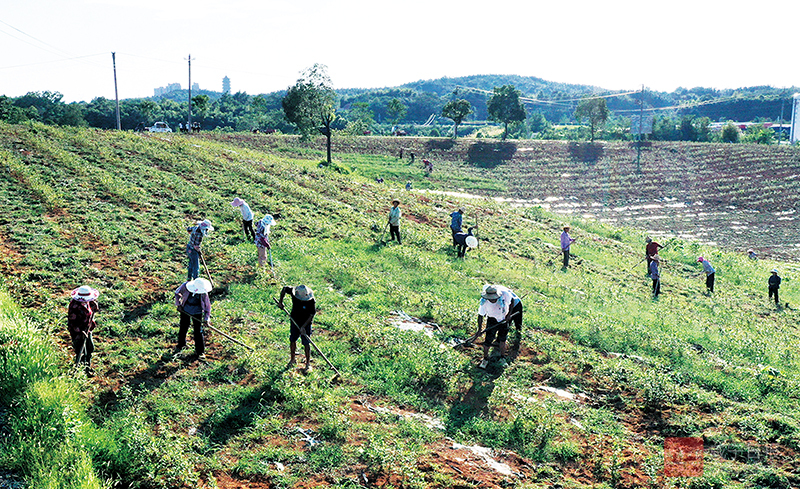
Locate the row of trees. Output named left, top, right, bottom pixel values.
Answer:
left=1, top=70, right=791, bottom=151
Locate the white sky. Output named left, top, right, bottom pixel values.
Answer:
left=2, top=0, right=798, bottom=103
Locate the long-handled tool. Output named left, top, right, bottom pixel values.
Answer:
left=378, top=222, right=389, bottom=246
left=454, top=311, right=520, bottom=349
left=178, top=309, right=254, bottom=351
left=272, top=298, right=342, bottom=381
left=199, top=251, right=215, bottom=289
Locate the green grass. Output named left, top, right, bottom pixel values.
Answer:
left=1, top=124, right=800, bottom=487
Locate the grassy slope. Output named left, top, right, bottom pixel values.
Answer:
left=1, top=123, right=799, bottom=488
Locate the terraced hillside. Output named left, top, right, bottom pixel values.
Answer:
left=1, top=123, right=800, bottom=489
left=211, top=134, right=800, bottom=260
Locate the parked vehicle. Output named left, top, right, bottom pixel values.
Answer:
left=148, top=122, right=172, bottom=133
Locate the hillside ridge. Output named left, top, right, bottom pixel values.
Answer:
left=1, top=124, right=799, bottom=488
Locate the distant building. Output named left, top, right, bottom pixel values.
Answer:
left=222, top=76, right=231, bottom=94
left=154, top=83, right=181, bottom=97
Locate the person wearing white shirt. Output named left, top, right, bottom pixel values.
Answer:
left=476, top=284, right=523, bottom=368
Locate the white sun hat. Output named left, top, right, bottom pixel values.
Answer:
left=71, top=285, right=100, bottom=302
left=186, top=278, right=213, bottom=294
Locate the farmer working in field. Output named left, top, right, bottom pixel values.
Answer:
left=278, top=285, right=316, bottom=372
left=560, top=225, right=576, bottom=269
left=476, top=284, right=523, bottom=369
left=645, top=237, right=663, bottom=276
left=453, top=226, right=478, bottom=258
left=231, top=197, right=255, bottom=242
left=255, top=213, right=275, bottom=267
left=768, top=269, right=781, bottom=306
left=388, top=199, right=402, bottom=245
left=174, top=277, right=212, bottom=359
left=68, top=285, right=100, bottom=374
left=649, top=254, right=661, bottom=299
left=186, top=219, right=213, bottom=280
left=697, top=257, right=716, bottom=294
left=449, top=208, right=464, bottom=246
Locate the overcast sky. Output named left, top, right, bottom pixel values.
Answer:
left=2, top=0, right=799, bottom=103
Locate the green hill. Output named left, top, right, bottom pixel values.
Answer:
left=1, top=123, right=799, bottom=488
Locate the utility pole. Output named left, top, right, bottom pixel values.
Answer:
left=112, top=52, right=121, bottom=130
left=186, top=54, right=193, bottom=127
left=778, top=88, right=786, bottom=144
left=636, top=84, right=644, bottom=173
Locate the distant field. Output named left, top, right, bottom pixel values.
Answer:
left=210, top=134, right=800, bottom=260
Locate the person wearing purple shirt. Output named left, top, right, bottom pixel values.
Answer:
left=560, top=226, right=576, bottom=268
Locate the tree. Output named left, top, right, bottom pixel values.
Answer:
left=282, top=63, right=337, bottom=164
left=441, top=99, right=472, bottom=138
left=743, top=124, right=775, bottom=145
left=138, top=100, right=157, bottom=124
left=386, top=98, right=407, bottom=128
left=192, top=95, right=210, bottom=120
left=574, top=98, right=609, bottom=142
left=720, top=122, right=740, bottom=143
left=487, top=85, right=526, bottom=140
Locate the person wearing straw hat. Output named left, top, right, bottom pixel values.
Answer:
left=255, top=213, right=275, bottom=267
left=186, top=219, right=213, bottom=280
left=768, top=269, right=781, bottom=306
left=231, top=197, right=255, bottom=242
left=697, top=256, right=715, bottom=294
left=278, top=285, right=316, bottom=372
left=560, top=225, right=576, bottom=269
left=649, top=254, right=661, bottom=298
left=449, top=208, right=464, bottom=247
left=453, top=226, right=478, bottom=258
left=174, top=278, right=213, bottom=358
left=476, top=284, right=522, bottom=369
left=388, top=199, right=402, bottom=245
left=67, top=285, right=100, bottom=373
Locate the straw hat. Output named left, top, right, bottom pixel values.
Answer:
left=294, top=285, right=314, bottom=301
left=231, top=197, right=244, bottom=207
left=71, top=285, right=99, bottom=302
left=186, top=278, right=212, bottom=294
left=481, top=285, right=500, bottom=300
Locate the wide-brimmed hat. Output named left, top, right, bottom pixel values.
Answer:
left=563, top=225, right=570, bottom=231
left=197, top=219, right=214, bottom=231
left=186, top=278, right=212, bottom=294
left=261, top=214, right=275, bottom=226
left=71, top=285, right=99, bottom=302
left=294, top=285, right=314, bottom=301
left=482, top=285, right=500, bottom=300
left=697, top=256, right=704, bottom=262
left=466, top=235, right=479, bottom=249
left=231, top=197, right=244, bottom=207
left=772, top=269, right=779, bottom=274
left=392, top=198, right=400, bottom=204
